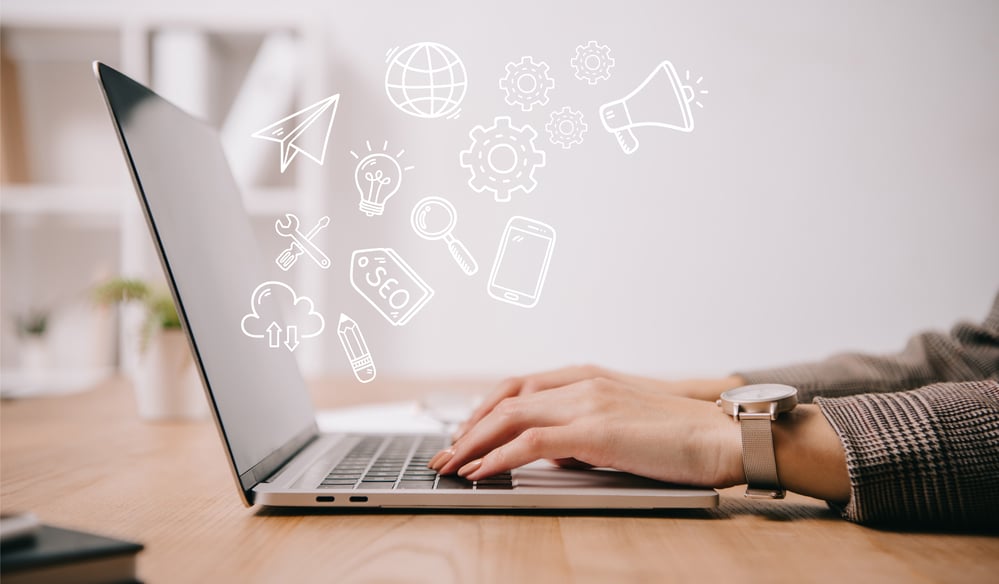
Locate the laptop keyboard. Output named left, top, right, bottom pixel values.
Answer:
left=318, top=435, right=513, bottom=491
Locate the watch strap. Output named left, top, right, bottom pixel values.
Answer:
left=739, top=417, right=785, bottom=499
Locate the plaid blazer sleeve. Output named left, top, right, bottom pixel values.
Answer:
left=733, top=292, right=999, bottom=527
left=736, top=292, right=999, bottom=403
left=815, top=380, right=999, bottom=528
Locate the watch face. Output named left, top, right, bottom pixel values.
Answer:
left=724, top=384, right=797, bottom=403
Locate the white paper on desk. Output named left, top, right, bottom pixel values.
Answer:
left=316, top=401, right=454, bottom=434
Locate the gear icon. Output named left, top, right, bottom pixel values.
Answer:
left=459, top=116, right=547, bottom=203
left=500, top=56, right=555, bottom=112
left=570, top=41, right=615, bottom=85
left=545, top=107, right=588, bottom=149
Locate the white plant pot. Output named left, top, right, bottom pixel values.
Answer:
left=134, top=329, right=208, bottom=421
left=19, top=336, right=50, bottom=374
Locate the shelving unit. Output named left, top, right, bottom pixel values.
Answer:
left=1, top=4, right=330, bottom=392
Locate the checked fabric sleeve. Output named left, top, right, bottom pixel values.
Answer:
left=735, top=293, right=999, bottom=527
left=815, top=380, right=999, bottom=528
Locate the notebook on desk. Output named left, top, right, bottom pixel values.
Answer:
left=93, top=61, right=718, bottom=510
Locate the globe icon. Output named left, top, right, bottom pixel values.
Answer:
left=385, top=42, right=467, bottom=119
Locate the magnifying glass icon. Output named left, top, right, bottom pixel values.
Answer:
left=411, top=196, right=479, bottom=276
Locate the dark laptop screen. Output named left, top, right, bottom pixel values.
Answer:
left=96, top=63, right=317, bottom=497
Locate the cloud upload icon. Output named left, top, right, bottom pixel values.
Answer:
left=240, top=281, right=325, bottom=352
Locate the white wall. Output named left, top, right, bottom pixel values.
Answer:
left=310, top=0, right=999, bottom=378
left=5, top=0, right=999, bottom=380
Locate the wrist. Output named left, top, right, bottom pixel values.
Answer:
left=771, top=404, right=850, bottom=503
left=717, top=383, right=798, bottom=498
left=714, top=408, right=748, bottom=488
left=673, top=375, right=747, bottom=401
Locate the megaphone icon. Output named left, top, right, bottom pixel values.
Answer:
left=600, top=60, right=705, bottom=155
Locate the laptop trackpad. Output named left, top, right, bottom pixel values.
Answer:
left=512, top=461, right=680, bottom=490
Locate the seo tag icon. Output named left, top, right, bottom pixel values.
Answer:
left=350, top=248, right=434, bottom=326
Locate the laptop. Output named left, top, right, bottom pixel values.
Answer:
left=93, top=61, right=718, bottom=510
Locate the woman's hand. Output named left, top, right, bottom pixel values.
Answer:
left=431, top=377, right=746, bottom=488
left=432, top=374, right=852, bottom=504
left=454, top=364, right=745, bottom=439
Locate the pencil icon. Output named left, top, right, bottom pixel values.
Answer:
left=337, top=313, right=376, bottom=384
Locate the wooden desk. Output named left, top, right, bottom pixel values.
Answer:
left=2, top=377, right=997, bottom=583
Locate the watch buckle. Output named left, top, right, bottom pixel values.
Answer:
left=744, top=487, right=786, bottom=499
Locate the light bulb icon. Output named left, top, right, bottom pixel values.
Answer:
left=599, top=60, right=708, bottom=155
left=356, top=154, right=399, bottom=217
left=350, top=141, right=413, bottom=217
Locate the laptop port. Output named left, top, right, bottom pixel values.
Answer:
left=316, top=496, right=335, bottom=502
left=349, top=496, right=368, bottom=503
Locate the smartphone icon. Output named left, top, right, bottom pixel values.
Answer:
left=487, top=216, right=557, bottom=308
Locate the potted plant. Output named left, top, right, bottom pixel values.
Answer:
left=95, top=278, right=207, bottom=420
left=15, top=310, right=50, bottom=374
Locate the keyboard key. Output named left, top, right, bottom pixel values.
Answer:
left=435, top=476, right=474, bottom=490
left=357, top=482, right=396, bottom=489
left=397, top=480, right=437, bottom=489
left=477, top=477, right=511, bottom=484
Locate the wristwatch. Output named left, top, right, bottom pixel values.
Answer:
left=717, top=384, right=798, bottom=499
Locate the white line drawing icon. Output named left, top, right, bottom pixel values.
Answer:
left=350, top=141, right=414, bottom=217
left=545, top=107, right=588, bottom=149
left=252, top=94, right=340, bottom=173
left=350, top=248, right=434, bottom=326
left=599, top=61, right=708, bottom=155
left=411, top=196, right=478, bottom=276
left=570, top=41, right=615, bottom=85
left=459, top=116, right=546, bottom=203
left=337, top=313, right=376, bottom=384
left=385, top=42, right=467, bottom=119
left=274, top=213, right=331, bottom=271
left=499, top=56, right=554, bottom=112
left=240, top=281, right=325, bottom=352
left=487, top=216, right=556, bottom=309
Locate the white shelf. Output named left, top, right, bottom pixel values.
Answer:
left=0, top=184, right=124, bottom=215
left=0, top=184, right=299, bottom=217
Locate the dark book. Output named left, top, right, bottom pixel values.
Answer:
left=1, top=524, right=143, bottom=584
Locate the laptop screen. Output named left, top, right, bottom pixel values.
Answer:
left=96, top=63, right=317, bottom=497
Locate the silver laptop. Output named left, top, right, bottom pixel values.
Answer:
left=94, top=61, right=717, bottom=510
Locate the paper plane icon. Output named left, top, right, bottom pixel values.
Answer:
left=252, top=94, right=340, bottom=173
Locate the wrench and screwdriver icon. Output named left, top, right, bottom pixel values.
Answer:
left=275, top=213, right=332, bottom=271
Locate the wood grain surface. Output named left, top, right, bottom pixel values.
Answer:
left=2, top=377, right=997, bottom=583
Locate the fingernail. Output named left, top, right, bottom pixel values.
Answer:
left=428, top=448, right=454, bottom=470
left=457, top=458, right=483, bottom=477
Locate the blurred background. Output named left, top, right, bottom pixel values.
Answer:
left=2, top=0, right=997, bottom=399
